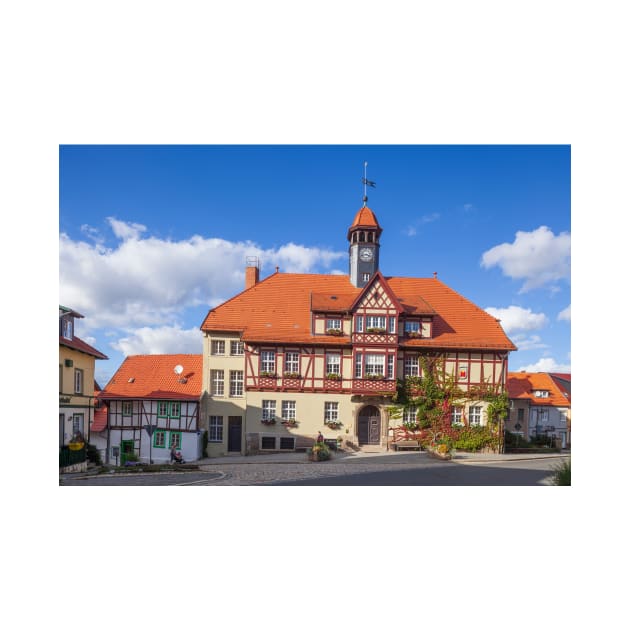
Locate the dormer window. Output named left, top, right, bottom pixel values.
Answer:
left=61, top=317, right=73, bottom=340
left=326, top=318, right=341, bottom=330
left=534, top=390, right=549, bottom=398
left=404, top=321, right=420, bottom=333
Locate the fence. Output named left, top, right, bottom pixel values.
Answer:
left=59, top=445, right=86, bottom=468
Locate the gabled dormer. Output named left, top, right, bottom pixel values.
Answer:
left=350, top=272, right=403, bottom=339
left=59, top=305, right=84, bottom=341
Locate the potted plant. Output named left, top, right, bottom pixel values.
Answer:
left=326, top=420, right=343, bottom=429
left=326, top=328, right=344, bottom=336
left=281, top=419, right=298, bottom=427
left=308, top=442, right=331, bottom=461
left=283, top=372, right=300, bottom=379
left=260, top=371, right=276, bottom=378
left=366, top=327, right=386, bottom=334
left=261, top=418, right=276, bottom=425
left=407, top=331, right=422, bottom=338
left=326, top=373, right=341, bottom=380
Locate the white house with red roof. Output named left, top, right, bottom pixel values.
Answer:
left=506, top=372, right=571, bottom=448
left=98, top=354, right=203, bottom=464
left=200, top=204, right=516, bottom=457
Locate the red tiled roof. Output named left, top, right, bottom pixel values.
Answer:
left=311, top=292, right=360, bottom=312
left=201, top=273, right=515, bottom=351
left=347, top=206, right=382, bottom=238
left=91, top=405, right=108, bottom=432
left=506, top=372, right=570, bottom=407
left=99, top=354, right=202, bottom=400
left=60, top=335, right=108, bottom=360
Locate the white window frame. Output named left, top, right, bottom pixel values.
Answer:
left=209, top=415, right=224, bottom=442
left=210, top=369, right=225, bottom=396
left=469, top=406, right=482, bottom=426
left=285, top=351, right=300, bottom=374
left=230, top=340, right=244, bottom=356
left=281, top=400, right=296, bottom=420
left=365, top=354, right=385, bottom=376
left=362, top=273, right=370, bottom=282
left=403, top=408, right=417, bottom=423
left=74, top=368, right=83, bottom=394
left=326, top=318, right=341, bottom=330
left=388, top=317, right=396, bottom=334
left=366, top=316, right=386, bottom=330
left=324, top=402, right=339, bottom=422
left=387, top=355, right=394, bottom=379
left=261, top=350, right=276, bottom=373
left=229, top=370, right=244, bottom=397
left=262, top=400, right=276, bottom=420
left=451, top=406, right=464, bottom=426
left=404, top=320, right=420, bottom=333
left=355, top=315, right=364, bottom=332
left=211, top=339, right=225, bottom=355
left=354, top=352, right=363, bottom=378
left=404, top=356, right=419, bottom=377
left=62, top=318, right=73, bottom=340
left=326, top=353, right=341, bottom=375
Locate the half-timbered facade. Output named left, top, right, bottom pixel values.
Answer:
left=200, top=205, right=516, bottom=456
left=98, top=354, right=203, bottom=464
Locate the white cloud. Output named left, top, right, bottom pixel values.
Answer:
left=111, top=326, right=203, bottom=356
left=558, top=305, right=571, bottom=321
left=59, top=220, right=345, bottom=329
left=481, top=226, right=570, bottom=292
left=404, top=226, right=417, bottom=237
left=404, top=213, right=440, bottom=236
left=510, top=333, right=549, bottom=351
left=514, top=357, right=571, bottom=373
left=485, top=305, right=548, bottom=333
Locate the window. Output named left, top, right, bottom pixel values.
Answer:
left=262, top=400, right=276, bottom=420
left=326, top=318, right=341, bottom=330
left=122, top=401, right=133, bottom=416
left=230, top=340, right=244, bottom=355
left=211, top=370, right=225, bottom=396
left=324, top=402, right=339, bottom=423
left=157, top=401, right=168, bottom=417
left=355, top=315, right=364, bottom=332
left=211, top=339, right=225, bottom=355
left=74, top=368, right=83, bottom=394
left=153, top=430, right=166, bottom=448
left=451, top=407, right=464, bottom=426
left=404, top=356, right=419, bottom=377
left=326, top=353, right=341, bottom=375
left=404, top=321, right=420, bottom=333
left=354, top=352, right=363, bottom=378
left=169, top=432, right=182, bottom=449
left=72, top=413, right=84, bottom=435
left=366, top=315, right=386, bottom=329
left=209, top=416, right=223, bottom=442
left=388, top=317, right=396, bottom=334
left=169, top=402, right=181, bottom=419
left=403, top=408, right=417, bottom=423
left=61, top=317, right=73, bottom=339
left=387, top=355, right=394, bottom=379
left=534, top=390, right=549, bottom=398
left=517, top=408, right=524, bottom=422
left=279, top=437, right=296, bottom=450
left=229, top=370, right=244, bottom=397
left=285, top=351, right=299, bottom=373
left=469, top=406, right=482, bottom=426
left=458, top=365, right=468, bottom=380
left=261, top=436, right=276, bottom=450
left=365, top=354, right=385, bottom=376
left=281, top=400, right=296, bottom=420
left=362, top=273, right=370, bottom=282
left=261, top=350, right=275, bottom=373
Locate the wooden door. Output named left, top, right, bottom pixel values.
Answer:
left=358, top=406, right=381, bottom=445
left=228, top=416, right=242, bottom=452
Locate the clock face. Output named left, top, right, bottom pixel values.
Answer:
left=359, top=247, right=373, bottom=261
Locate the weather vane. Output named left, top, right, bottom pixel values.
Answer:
left=362, top=161, right=376, bottom=206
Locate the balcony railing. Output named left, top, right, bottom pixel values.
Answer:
left=352, top=332, right=398, bottom=345
left=352, top=378, right=396, bottom=394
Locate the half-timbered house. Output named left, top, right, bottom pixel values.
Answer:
left=200, top=204, right=516, bottom=456
left=98, top=354, right=203, bottom=464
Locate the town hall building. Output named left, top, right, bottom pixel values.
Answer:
left=200, top=204, right=516, bottom=456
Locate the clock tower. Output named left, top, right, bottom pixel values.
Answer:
left=348, top=205, right=382, bottom=288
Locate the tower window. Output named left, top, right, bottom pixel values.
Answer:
left=359, top=232, right=365, bottom=242
left=367, top=233, right=373, bottom=242
left=362, top=273, right=370, bottom=282
left=352, top=233, right=358, bottom=243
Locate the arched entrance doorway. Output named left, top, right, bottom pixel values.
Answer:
left=357, top=405, right=381, bottom=446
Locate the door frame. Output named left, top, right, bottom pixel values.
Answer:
left=357, top=405, right=381, bottom=446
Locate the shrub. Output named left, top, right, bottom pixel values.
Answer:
left=551, top=459, right=571, bottom=486
left=86, top=443, right=102, bottom=466
left=452, top=426, right=498, bottom=452
left=309, top=442, right=331, bottom=461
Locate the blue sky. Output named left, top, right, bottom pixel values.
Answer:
left=59, top=144, right=571, bottom=385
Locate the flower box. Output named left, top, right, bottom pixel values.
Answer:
left=366, top=327, right=386, bottom=334
left=325, top=373, right=341, bottom=380
left=281, top=420, right=298, bottom=427
left=260, top=371, right=276, bottom=378
left=406, top=331, right=422, bottom=339
left=326, top=328, right=344, bottom=336
left=261, top=419, right=276, bottom=425
left=325, top=421, right=343, bottom=429
left=364, top=374, right=386, bottom=380
left=283, top=372, right=301, bottom=379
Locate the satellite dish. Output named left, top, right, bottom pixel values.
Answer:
left=174, top=365, right=183, bottom=375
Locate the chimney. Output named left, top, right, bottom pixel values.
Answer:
left=245, top=256, right=260, bottom=290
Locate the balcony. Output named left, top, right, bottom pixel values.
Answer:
left=352, top=332, right=398, bottom=345
left=352, top=378, right=396, bottom=394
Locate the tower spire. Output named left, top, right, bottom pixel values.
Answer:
left=361, top=161, right=375, bottom=206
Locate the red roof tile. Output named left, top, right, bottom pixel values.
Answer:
left=91, top=406, right=108, bottom=432
left=347, top=206, right=382, bottom=238
left=201, top=273, right=515, bottom=350
left=507, top=372, right=570, bottom=407
left=59, top=335, right=108, bottom=360
left=100, top=354, right=202, bottom=400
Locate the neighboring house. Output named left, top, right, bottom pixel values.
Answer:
left=98, top=354, right=203, bottom=464
left=59, top=305, right=108, bottom=447
left=200, top=204, right=516, bottom=456
left=506, top=372, right=571, bottom=448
